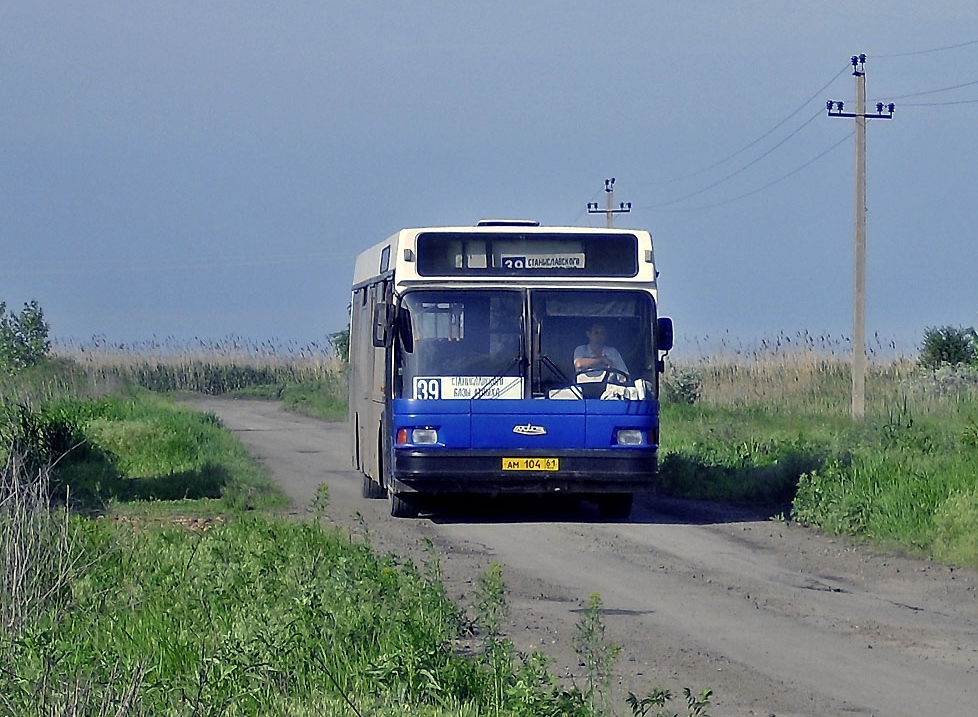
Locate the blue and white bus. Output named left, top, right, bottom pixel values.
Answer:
left=349, top=220, right=673, bottom=518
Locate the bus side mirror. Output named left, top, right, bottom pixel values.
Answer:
left=657, top=317, right=674, bottom=353
left=372, top=304, right=393, bottom=347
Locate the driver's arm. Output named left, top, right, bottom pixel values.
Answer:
left=574, top=354, right=614, bottom=371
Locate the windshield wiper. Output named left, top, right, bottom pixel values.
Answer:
left=538, top=354, right=570, bottom=384
left=473, top=317, right=527, bottom=401
left=471, top=354, right=523, bottom=400
left=473, top=326, right=526, bottom=401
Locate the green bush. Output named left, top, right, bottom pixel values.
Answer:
left=0, top=301, right=51, bottom=374
left=660, top=366, right=702, bottom=405
left=329, top=326, right=350, bottom=363
left=918, top=325, right=977, bottom=369
left=0, top=393, right=283, bottom=512
left=0, top=402, right=81, bottom=476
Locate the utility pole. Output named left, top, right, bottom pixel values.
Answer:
left=827, top=55, right=894, bottom=420
left=587, top=178, right=631, bottom=228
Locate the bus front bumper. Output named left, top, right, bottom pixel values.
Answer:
left=390, top=449, right=658, bottom=495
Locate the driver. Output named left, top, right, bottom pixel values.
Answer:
left=573, top=322, right=628, bottom=375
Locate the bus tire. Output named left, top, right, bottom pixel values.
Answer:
left=597, top=493, right=633, bottom=519
left=389, top=492, right=419, bottom=519
left=361, top=474, right=386, bottom=499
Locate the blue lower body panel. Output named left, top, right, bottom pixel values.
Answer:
left=390, top=398, right=659, bottom=495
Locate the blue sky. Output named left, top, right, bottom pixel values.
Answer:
left=2, top=1, right=977, bottom=355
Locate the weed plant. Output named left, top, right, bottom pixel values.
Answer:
left=574, top=594, right=621, bottom=716
left=1, top=453, right=82, bottom=638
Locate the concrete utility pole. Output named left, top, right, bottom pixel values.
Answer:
left=827, top=55, right=894, bottom=420
left=587, top=178, right=631, bottom=228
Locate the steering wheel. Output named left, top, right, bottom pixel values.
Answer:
left=575, top=367, right=630, bottom=385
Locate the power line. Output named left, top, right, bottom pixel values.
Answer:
left=654, top=64, right=852, bottom=185
left=875, top=39, right=978, bottom=59
left=661, top=49, right=975, bottom=206
left=569, top=186, right=604, bottom=225
left=881, top=77, right=978, bottom=101
left=645, top=107, right=825, bottom=209
left=573, top=45, right=975, bottom=221
left=586, top=178, right=631, bottom=228
left=899, top=98, right=978, bottom=107
left=670, top=131, right=853, bottom=212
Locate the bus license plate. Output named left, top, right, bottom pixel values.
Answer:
left=502, top=457, right=559, bottom=471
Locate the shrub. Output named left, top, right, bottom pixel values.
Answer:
left=329, top=326, right=350, bottom=363
left=660, top=366, right=702, bottom=405
left=0, top=301, right=51, bottom=374
left=918, top=325, right=977, bottom=369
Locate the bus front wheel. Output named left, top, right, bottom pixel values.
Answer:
left=597, top=493, right=633, bottom=520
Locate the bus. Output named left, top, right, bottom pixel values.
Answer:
left=348, top=220, right=673, bottom=518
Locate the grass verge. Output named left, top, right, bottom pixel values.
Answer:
left=660, top=352, right=978, bottom=568
left=2, top=511, right=581, bottom=716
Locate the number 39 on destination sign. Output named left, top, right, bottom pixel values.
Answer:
left=502, top=457, right=559, bottom=471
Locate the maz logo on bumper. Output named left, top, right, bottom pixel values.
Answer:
left=513, top=424, right=547, bottom=436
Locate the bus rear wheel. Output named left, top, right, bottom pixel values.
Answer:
left=389, top=491, right=419, bottom=519
left=361, top=474, right=386, bottom=499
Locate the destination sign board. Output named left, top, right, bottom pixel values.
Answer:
left=499, top=253, right=586, bottom=270
left=416, top=232, right=638, bottom=277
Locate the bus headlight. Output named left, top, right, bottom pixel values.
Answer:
left=615, top=429, right=644, bottom=446
left=396, top=428, right=439, bottom=445
left=411, top=428, right=439, bottom=445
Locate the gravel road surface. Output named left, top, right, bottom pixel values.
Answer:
left=186, top=398, right=978, bottom=717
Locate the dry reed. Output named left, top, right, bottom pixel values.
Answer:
left=667, top=330, right=976, bottom=418
left=51, top=337, right=345, bottom=396
left=1, top=450, right=79, bottom=637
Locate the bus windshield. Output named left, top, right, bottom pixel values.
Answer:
left=396, top=288, right=656, bottom=400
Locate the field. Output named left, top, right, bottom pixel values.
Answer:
left=3, top=337, right=977, bottom=715
left=661, top=335, right=978, bottom=566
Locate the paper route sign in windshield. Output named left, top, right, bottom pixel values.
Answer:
left=413, top=376, right=524, bottom=400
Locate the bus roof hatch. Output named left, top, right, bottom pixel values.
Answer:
left=476, top=219, right=540, bottom=227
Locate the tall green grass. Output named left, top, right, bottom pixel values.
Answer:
left=0, top=506, right=599, bottom=716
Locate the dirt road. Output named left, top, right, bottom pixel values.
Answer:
left=188, top=398, right=978, bottom=717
